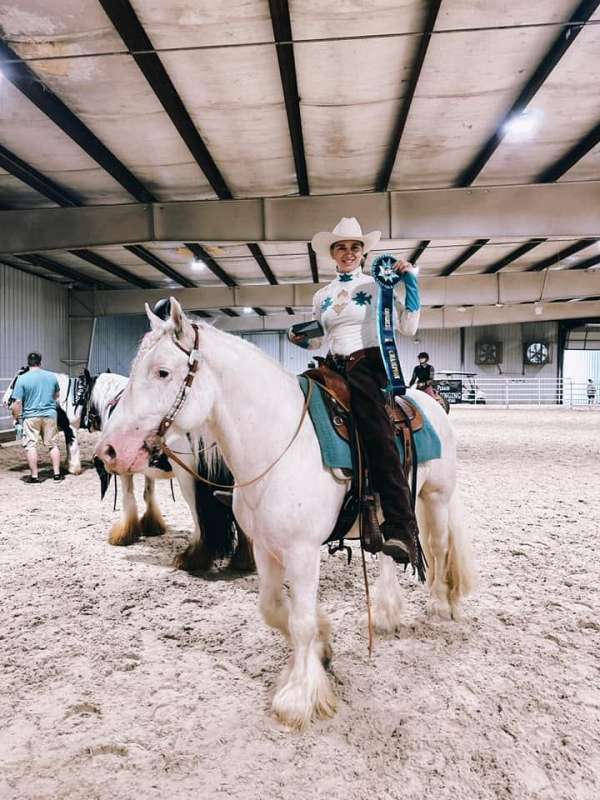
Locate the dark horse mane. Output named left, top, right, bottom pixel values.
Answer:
left=194, top=448, right=236, bottom=561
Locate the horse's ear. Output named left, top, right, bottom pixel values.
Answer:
left=145, top=303, right=163, bottom=331
left=169, top=297, right=187, bottom=337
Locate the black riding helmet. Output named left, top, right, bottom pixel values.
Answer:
left=153, top=298, right=172, bottom=320
left=418, top=351, right=429, bottom=361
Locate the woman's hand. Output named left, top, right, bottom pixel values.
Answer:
left=393, top=258, right=416, bottom=276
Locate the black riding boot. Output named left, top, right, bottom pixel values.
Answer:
left=345, top=348, right=425, bottom=580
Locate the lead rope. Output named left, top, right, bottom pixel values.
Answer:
left=356, top=438, right=374, bottom=657
left=159, top=379, right=314, bottom=491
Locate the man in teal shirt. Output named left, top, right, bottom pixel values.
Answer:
left=11, top=352, right=62, bottom=483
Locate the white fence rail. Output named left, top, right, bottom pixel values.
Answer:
left=439, top=377, right=598, bottom=408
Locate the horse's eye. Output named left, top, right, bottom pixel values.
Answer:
left=158, top=368, right=170, bottom=379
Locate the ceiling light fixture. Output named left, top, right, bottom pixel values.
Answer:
left=191, top=257, right=206, bottom=271
left=534, top=301, right=544, bottom=315
left=456, top=305, right=466, bottom=313
left=242, top=307, right=253, bottom=314
left=503, top=108, right=543, bottom=143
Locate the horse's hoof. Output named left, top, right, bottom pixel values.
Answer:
left=68, top=466, right=82, bottom=476
left=173, top=544, right=213, bottom=573
left=425, top=597, right=452, bottom=620
left=140, top=511, right=166, bottom=537
left=272, top=672, right=337, bottom=730
left=108, top=519, right=142, bottom=547
left=230, top=548, right=256, bottom=572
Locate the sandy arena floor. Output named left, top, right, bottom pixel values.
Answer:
left=1, top=407, right=599, bottom=800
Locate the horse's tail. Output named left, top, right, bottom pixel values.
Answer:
left=194, top=450, right=236, bottom=561
left=444, top=489, right=476, bottom=606
left=56, top=404, right=75, bottom=446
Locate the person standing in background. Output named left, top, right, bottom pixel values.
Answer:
left=586, top=378, right=596, bottom=405
left=11, top=352, right=63, bottom=483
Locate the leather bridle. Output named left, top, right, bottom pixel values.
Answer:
left=146, top=322, right=313, bottom=490
left=155, top=323, right=202, bottom=439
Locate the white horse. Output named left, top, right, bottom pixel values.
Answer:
left=96, top=299, right=474, bottom=729
left=82, top=371, right=252, bottom=570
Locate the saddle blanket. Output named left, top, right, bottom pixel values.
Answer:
left=298, top=376, right=441, bottom=472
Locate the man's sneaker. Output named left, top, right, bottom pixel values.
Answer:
left=53, top=474, right=64, bottom=482
left=25, top=476, right=41, bottom=484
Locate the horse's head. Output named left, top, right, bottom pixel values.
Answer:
left=2, top=366, right=29, bottom=408
left=95, top=298, right=215, bottom=474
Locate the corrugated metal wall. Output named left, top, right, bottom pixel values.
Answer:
left=85, top=313, right=560, bottom=384
left=563, top=350, right=600, bottom=385
left=0, top=265, right=68, bottom=431
left=88, top=315, right=150, bottom=376
left=464, top=321, right=559, bottom=377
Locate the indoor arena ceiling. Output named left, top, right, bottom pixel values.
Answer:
left=1, top=0, right=600, bottom=325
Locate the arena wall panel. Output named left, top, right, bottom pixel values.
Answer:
left=0, top=265, right=68, bottom=432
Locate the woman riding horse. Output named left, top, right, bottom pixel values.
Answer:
left=289, top=217, right=421, bottom=572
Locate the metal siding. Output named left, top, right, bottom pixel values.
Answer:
left=563, top=350, right=600, bottom=386
left=464, top=322, right=559, bottom=378
left=396, top=328, right=461, bottom=378
left=241, top=333, right=281, bottom=362
left=88, top=314, right=149, bottom=376
left=0, top=264, right=68, bottom=431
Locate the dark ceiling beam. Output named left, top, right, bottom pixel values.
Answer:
left=481, top=239, right=547, bottom=275
left=536, top=119, right=600, bottom=183
left=456, top=0, right=600, bottom=187
left=1, top=257, right=62, bottom=283
left=18, top=253, right=107, bottom=287
left=375, top=0, right=442, bottom=192
left=70, top=249, right=155, bottom=288
left=409, top=240, right=430, bottom=265
left=438, top=239, right=488, bottom=277
left=253, top=307, right=267, bottom=316
left=124, top=244, right=196, bottom=288
left=307, top=244, right=319, bottom=283
left=220, top=308, right=240, bottom=317
left=268, top=0, right=309, bottom=195
left=184, top=243, right=237, bottom=288
left=0, top=39, right=154, bottom=203
left=0, top=144, right=81, bottom=207
left=285, top=307, right=295, bottom=315
left=97, top=0, right=231, bottom=200
left=526, top=238, right=599, bottom=272
left=247, top=243, right=278, bottom=285
left=569, top=253, right=600, bottom=271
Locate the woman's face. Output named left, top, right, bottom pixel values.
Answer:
left=331, top=240, right=364, bottom=273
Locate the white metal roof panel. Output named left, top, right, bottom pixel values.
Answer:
left=475, top=18, right=600, bottom=185
left=157, top=45, right=297, bottom=198
left=389, top=1, right=579, bottom=189
left=0, top=79, right=133, bottom=204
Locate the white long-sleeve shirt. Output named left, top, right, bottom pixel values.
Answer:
left=304, top=266, right=420, bottom=356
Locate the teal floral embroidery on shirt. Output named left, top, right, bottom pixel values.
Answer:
left=337, top=273, right=353, bottom=282
left=352, top=290, right=372, bottom=306
left=320, top=296, right=333, bottom=312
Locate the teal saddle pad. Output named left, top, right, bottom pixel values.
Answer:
left=298, top=376, right=441, bottom=471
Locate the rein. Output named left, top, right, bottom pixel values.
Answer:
left=151, top=324, right=314, bottom=491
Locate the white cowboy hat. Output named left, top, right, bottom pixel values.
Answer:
left=311, top=217, right=381, bottom=260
